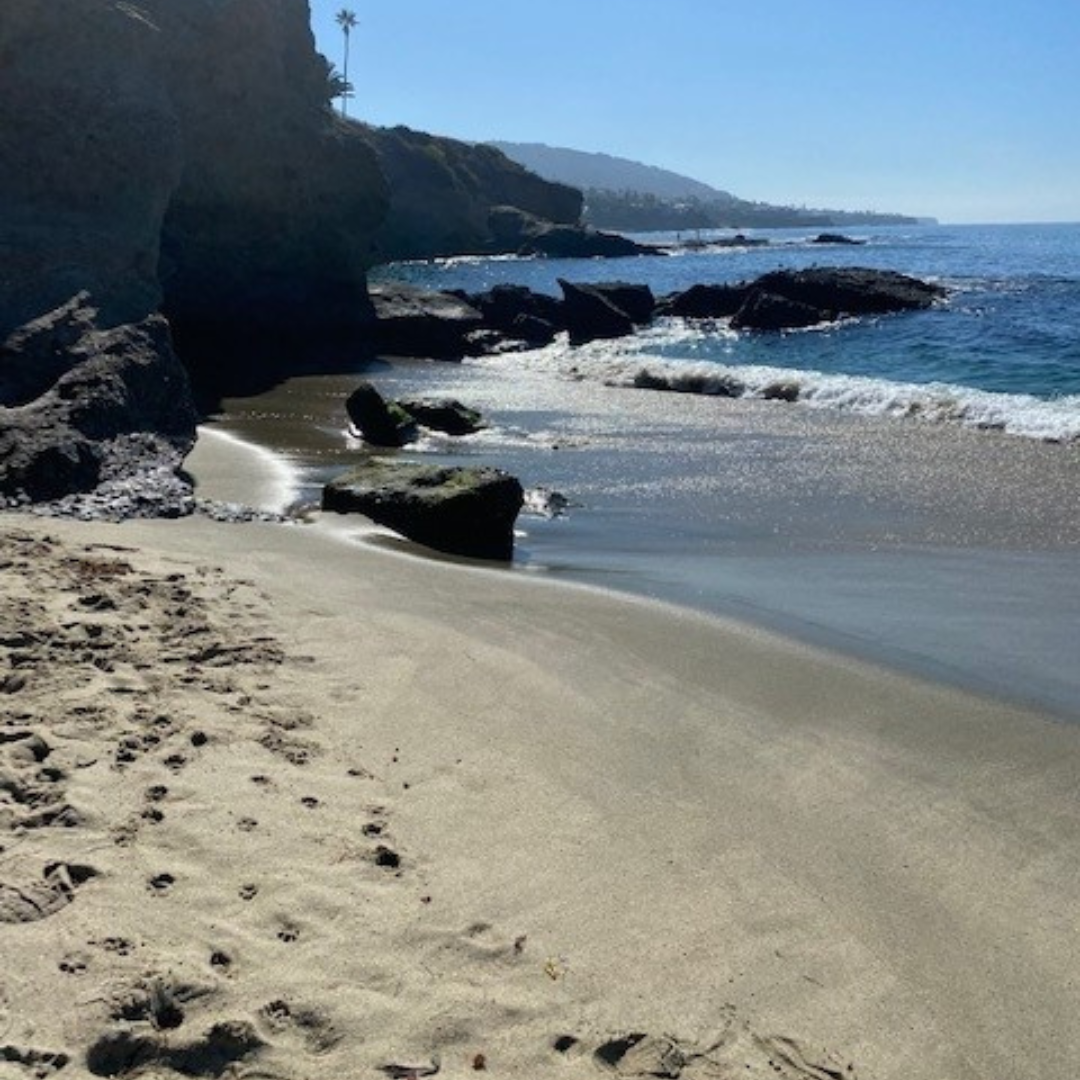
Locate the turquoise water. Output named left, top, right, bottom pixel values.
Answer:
left=375, top=223, right=1080, bottom=439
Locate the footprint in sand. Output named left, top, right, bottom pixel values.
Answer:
left=146, top=873, right=175, bottom=895
left=276, top=923, right=300, bottom=944
left=0, top=862, right=99, bottom=924
left=553, top=1023, right=854, bottom=1079
left=58, top=953, right=89, bottom=976
left=0, top=1045, right=72, bottom=1077
left=257, top=998, right=341, bottom=1054
left=85, top=1020, right=263, bottom=1078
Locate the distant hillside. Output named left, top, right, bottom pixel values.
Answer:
left=489, top=141, right=735, bottom=203
left=489, top=141, right=920, bottom=231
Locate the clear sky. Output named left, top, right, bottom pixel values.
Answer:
left=309, top=1, right=1080, bottom=224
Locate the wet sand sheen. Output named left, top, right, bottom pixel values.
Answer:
left=209, top=355, right=1080, bottom=718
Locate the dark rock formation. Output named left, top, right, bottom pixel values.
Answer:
left=632, top=369, right=745, bottom=397
left=730, top=291, right=825, bottom=332
left=360, top=126, right=582, bottom=262
left=152, top=0, right=388, bottom=366
left=0, top=0, right=390, bottom=506
left=750, top=268, right=944, bottom=318
left=557, top=280, right=636, bottom=345
left=368, top=283, right=485, bottom=359
left=812, top=233, right=866, bottom=245
left=396, top=398, right=485, bottom=436
left=345, top=382, right=418, bottom=448
left=581, top=282, right=656, bottom=325
left=322, top=460, right=524, bottom=561
left=656, top=284, right=749, bottom=319
left=510, top=315, right=561, bottom=346
left=659, top=268, right=944, bottom=331
left=0, top=295, right=196, bottom=503
left=0, top=0, right=180, bottom=339
left=464, top=286, right=564, bottom=334
left=489, top=207, right=660, bottom=259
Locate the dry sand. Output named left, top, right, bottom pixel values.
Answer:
left=2, top=431, right=1079, bottom=1079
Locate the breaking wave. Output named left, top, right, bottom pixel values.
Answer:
left=489, top=327, right=1080, bottom=444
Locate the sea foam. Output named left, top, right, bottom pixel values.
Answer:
left=487, top=326, right=1080, bottom=444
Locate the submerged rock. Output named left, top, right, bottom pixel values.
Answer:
left=322, top=460, right=524, bottom=562
left=812, top=233, right=866, bottom=245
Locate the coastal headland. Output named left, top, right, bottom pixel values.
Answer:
left=3, top=3, right=1080, bottom=1078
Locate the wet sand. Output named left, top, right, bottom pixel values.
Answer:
left=2, top=428, right=1079, bottom=1078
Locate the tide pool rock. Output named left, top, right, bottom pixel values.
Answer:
left=396, top=398, right=485, bottom=436
left=345, top=382, right=417, bottom=448
left=322, top=460, right=524, bottom=561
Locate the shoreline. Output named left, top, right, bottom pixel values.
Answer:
left=204, top=349, right=1080, bottom=723
left=3, top=424, right=1079, bottom=1076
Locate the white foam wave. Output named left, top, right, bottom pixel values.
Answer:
left=482, top=331, right=1080, bottom=443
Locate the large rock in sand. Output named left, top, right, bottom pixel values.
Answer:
left=322, top=460, right=524, bottom=561
left=0, top=295, right=196, bottom=502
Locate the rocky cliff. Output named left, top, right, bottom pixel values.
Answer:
left=360, top=125, right=583, bottom=262
left=1, top=0, right=388, bottom=504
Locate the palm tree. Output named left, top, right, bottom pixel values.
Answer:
left=335, top=8, right=358, bottom=118
left=326, top=64, right=354, bottom=110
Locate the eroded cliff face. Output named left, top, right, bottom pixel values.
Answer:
left=148, top=0, right=388, bottom=345
left=361, top=125, right=583, bottom=262
left=0, top=0, right=182, bottom=338
left=0, top=0, right=387, bottom=503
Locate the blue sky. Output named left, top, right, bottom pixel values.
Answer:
left=310, top=1, right=1080, bottom=224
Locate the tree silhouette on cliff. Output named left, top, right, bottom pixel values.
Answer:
left=335, top=9, right=358, bottom=118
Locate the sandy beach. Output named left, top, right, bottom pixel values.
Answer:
left=3, top=429, right=1079, bottom=1079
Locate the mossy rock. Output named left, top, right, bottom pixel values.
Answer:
left=322, top=459, right=524, bottom=561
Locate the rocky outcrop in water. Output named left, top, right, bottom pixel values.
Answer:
left=345, top=382, right=418, bottom=448
left=323, top=460, right=524, bottom=561
left=663, top=268, right=944, bottom=332
left=382, top=266, right=946, bottom=357
left=368, top=283, right=486, bottom=360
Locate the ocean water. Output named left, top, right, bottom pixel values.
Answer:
left=375, top=222, right=1080, bottom=441
left=221, top=223, right=1080, bottom=719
